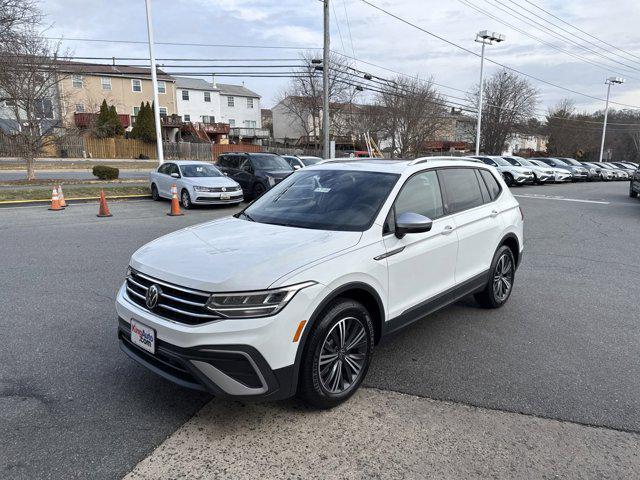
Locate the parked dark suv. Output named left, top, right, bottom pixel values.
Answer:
left=216, top=153, right=294, bottom=199
left=631, top=164, right=640, bottom=199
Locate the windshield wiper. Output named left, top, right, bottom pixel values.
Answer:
left=239, top=212, right=255, bottom=222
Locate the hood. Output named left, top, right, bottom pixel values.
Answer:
left=257, top=169, right=293, bottom=179
left=182, top=176, right=239, bottom=188
left=506, top=165, right=532, bottom=174
left=130, top=217, right=361, bottom=292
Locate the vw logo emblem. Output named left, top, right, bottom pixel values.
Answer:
left=221, top=187, right=227, bottom=192
left=145, top=284, right=161, bottom=310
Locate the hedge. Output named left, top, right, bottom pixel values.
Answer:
left=92, top=165, right=120, bottom=180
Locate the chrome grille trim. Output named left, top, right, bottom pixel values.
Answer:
left=133, top=271, right=210, bottom=297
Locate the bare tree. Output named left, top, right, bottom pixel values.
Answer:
left=0, top=0, right=40, bottom=44
left=276, top=51, right=357, bottom=148
left=375, top=76, right=447, bottom=158
left=469, top=69, right=538, bottom=154
left=0, top=2, right=72, bottom=179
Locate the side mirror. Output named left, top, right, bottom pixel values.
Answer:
left=170, top=172, right=180, bottom=179
left=395, top=212, right=432, bottom=239
left=293, top=165, right=301, bottom=170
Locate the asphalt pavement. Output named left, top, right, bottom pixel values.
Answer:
left=1, top=180, right=639, bottom=479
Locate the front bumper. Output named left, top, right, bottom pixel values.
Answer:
left=514, top=174, right=535, bottom=184
left=115, top=281, right=324, bottom=399
left=192, top=189, right=244, bottom=205
left=571, top=172, right=588, bottom=181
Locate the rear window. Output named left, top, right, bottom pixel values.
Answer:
left=438, top=168, right=484, bottom=214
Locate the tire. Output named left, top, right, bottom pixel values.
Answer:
left=180, top=189, right=192, bottom=209
left=503, top=173, right=514, bottom=187
left=474, top=245, right=516, bottom=309
left=299, top=298, right=374, bottom=409
left=253, top=182, right=267, bottom=199
left=630, top=184, right=638, bottom=198
left=151, top=184, right=160, bottom=201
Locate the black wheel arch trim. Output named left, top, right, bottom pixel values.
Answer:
left=498, top=232, right=522, bottom=268
left=289, top=281, right=385, bottom=398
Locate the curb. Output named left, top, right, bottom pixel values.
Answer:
left=0, top=194, right=152, bottom=207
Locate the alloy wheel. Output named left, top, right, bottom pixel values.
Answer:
left=181, top=191, right=190, bottom=209
left=493, top=253, right=514, bottom=301
left=318, top=316, right=369, bottom=394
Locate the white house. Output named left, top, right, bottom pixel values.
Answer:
left=174, top=77, right=220, bottom=124
left=503, top=132, right=548, bottom=155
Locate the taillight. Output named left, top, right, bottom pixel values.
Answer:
left=519, top=206, right=524, bottom=221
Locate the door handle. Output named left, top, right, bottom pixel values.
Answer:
left=442, top=225, right=455, bottom=235
left=490, top=210, right=499, bottom=217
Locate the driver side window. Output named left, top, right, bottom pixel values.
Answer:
left=385, top=170, right=444, bottom=234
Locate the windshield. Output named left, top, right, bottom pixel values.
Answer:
left=562, top=158, right=581, bottom=166
left=180, top=164, right=222, bottom=177
left=251, top=155, right=293, bottom=171
left=503, top=157, right=521, bottom=166
left=492, top=157, right=512, bottom=166
left=300, top=156, right=323, bottom=166
left=550, top=158, right=568, bottom=165
left=240, top=169, right=399, bottom=231
left=529, top=160, right=544, bottom=167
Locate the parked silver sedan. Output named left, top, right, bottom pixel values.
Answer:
left=150, top=160, right=243, bottom=209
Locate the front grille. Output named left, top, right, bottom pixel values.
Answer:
left=207, top=186, right=241, bottom=192
left=126, top=270, right=219, bottom=325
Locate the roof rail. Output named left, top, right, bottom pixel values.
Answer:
left=317, top=157, right=376, bottom=164
left=408, top=157, right=433, bottom=166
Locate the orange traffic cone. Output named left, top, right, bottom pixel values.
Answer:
left=48, top=187, right=64, bottom=211
left=96, top=189, right=112, bottom=217
left=167, top=183, right=183, bottom=216
left=58, top=185, right=67, bottom=208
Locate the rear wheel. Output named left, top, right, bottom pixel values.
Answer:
left=475, top=245, right=516, bottom=309
left=299, top=298, right=374, bottom=409
left=630, top=184, right=638, bottom=198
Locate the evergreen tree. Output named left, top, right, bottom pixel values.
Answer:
left=130, top=102, right=145, bottom=140
left=109, top=105, right=124, bottom=136
left=94, top=99, right=111, bottom=138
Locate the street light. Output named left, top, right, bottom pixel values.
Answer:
left=474, top=30, right=506, bottom=156
left=598, top=76, right=625, bottom=162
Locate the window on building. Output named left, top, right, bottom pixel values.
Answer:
left=251, top=120, right=257, bottom=128
left=184, top=114, right=191, bottom=122
left=101, top=77, right=111, bottom=91
left=34, top=98, right=54, bottom=119
left=228, top=119, right=235, bottom=127
left=182, top=90, right=189, bottom=101
left=157, top=81, right=166, bottom=94
left=204, top=91, right=211, bottom=102
left=247, top=97, right=254, bottom=108
left=227, top=96, right=234, bottom=107
left=132, top=79, right=142, bottom=92
left=159, top=107, right=168, bottom=116
left=133, top=106, right=140, bottom=116
left=72, top=75, right=83, bottom=88
left=202, top=115, right=214, bottom=123
left=75, top=104, right=85, bottom=113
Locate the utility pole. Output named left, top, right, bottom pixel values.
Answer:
left=474, top=30, right=505, bottom=156
left=322, top=0, right=330, bottom=159
left=599, top=76, right=625, bottom=162
left=144, top=0, right=164, bottom=164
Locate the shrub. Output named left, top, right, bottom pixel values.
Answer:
left=92, top=165, right=119, bottom=180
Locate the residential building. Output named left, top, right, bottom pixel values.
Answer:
left=55, top=61, right=180, bottom=140
left=218, top=83, right=268, bottom=143
left=503, top=132, right=548, bottom=155
left=175, top=77, right=221, bottom=124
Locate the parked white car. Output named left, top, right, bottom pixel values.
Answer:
left=502, top=156, right=554, bottom=184
left=471, top=155, right=535, bottom=186
left=149, top=160, right=243, bottom=209
left=282, top=155, right=324, bottom=170
left=528, top=159, right=573, bottom=182
left=118, top=157, right=524, bottom=408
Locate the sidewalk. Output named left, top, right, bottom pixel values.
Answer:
left=124, top=388, right=640, bottom=480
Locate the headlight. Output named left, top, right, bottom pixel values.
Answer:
left=194, top=186, right=214, bottom=192
left=267, top=176, right=276, bottom=187
left=205, top=281, right=317, bottom=318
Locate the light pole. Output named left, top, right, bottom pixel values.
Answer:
left=322, top=0, right=330, bottom=159
left=598, top=76, right=625, bottom=162
left=144, top=0, right=164, bottom=164
left=474, top=30, right=505, bottom=156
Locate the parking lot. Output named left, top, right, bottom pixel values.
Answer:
left=2, top=180, right=639, bottom=479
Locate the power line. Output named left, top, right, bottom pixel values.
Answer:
left=515, top=0, right=640, bottom=64
left=457, top=0, right=640, bottom=81
left=357, top=0, right=640, bottom=110
left=342, top=0, right=357, bottom=60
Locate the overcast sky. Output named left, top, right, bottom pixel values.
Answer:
left=42, top=0, right=640, bottom=117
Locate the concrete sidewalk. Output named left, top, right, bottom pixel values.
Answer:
left=124, top=388, right=640, bottom=480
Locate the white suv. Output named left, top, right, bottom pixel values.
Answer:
left=116, top=158, right=524, bottom=408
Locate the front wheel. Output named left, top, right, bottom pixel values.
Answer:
left=630, top=184, right=638, bottom=198
left=253, top=182, right=266, bottom=199
left=475, top=245, right=516, bottom=309
left=180, top=189, right=192, bottom=209
left=503, top=174, right=514, bottom=187
left=151, top=184, right=160, bottom=201
left=299, top=298, right=374, bottom=409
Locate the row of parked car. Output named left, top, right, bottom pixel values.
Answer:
left=148, top=152, right=640, bottom=209
left=471, top=155, right=638, bottom=185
